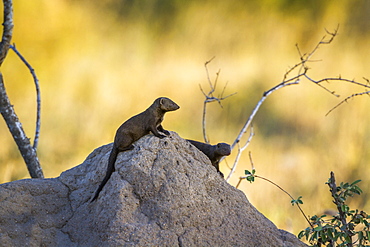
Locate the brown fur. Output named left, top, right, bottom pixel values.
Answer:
left=187, top=140, right=231, bottom=178
left=91, top=97, right=179, bottom=201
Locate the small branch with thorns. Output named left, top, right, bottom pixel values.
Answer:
left=199, top=26, right=368, bottom=181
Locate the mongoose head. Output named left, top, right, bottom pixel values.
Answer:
left=157, top=97, right=180, bottom=112
left=215, top=143, right=231, bottom=156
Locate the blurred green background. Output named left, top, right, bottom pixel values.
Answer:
left=1, top=0, right=369, bottom=236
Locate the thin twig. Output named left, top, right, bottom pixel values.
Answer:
left=248, top=151, right=255, bottom=171
left=231, top=79, right=300, bottom=151
left=0, top=74, right=44, bottom=178
left=236, top=152, right=312, bottom=227
left=326, top=91, right=370, bottom=116
left=297, top=25, right=339, bottom=74
left=256, top=175, right=312, bottom=228
left=10, top=44, right=41, bottom=150
left=237, top=172, right=313, bottom=228
left=202, top=100, right=209, bottom=143
left=225, top=125, right=254, bottom=182
left=201, top=57, right=236, bottom=143
left=0, top=0, right=44, bottom=178
left=228, top=27, right=342, bottom=179
left=205, top=56, right=216, bottom=91
left=305, top=75, right=370, bottom=90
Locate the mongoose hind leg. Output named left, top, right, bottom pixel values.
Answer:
left=118, top=144, right=134, bottom=151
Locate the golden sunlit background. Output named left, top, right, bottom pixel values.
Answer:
left=1, top=0, right=369, bottom=236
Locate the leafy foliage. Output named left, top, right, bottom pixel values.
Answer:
left=298, top=172, right=370, bottom=247
left=291, top=196, right=303, bottom=206
left=245, top=169, right=256, bottom=183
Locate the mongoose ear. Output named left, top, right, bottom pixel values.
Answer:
left=159, top=98, right=164, bottom=106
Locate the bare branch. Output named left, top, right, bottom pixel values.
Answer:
left=199, top=84, right=207, bottom=97
left=230, top=26, right=343, bottom=153
left=0, top=0, right=44, bottom=178
left=10, top=44, right=41, bottom=150
left=205, top=56, right=216, bottom=91
left=225, top=126, right=254, bottom=182
left=200, top=27, right=367, bottom=184
left=0, top=0, right=13, bottom=66
left=305, top=75, right=370, bottom=90
left=213, top=69, right=221, bottom=94
left=305, top=25, right=339, bottom=62
left=201, top=58, right=236, bottom=143
left=363, top=77, right=369, bottom=85
left=231, top=78, right=300, bottom=151
left=0, top=73, right=44, bottom=178
left=202, top=101, right=209, bottom=143
left=227, top=26, right=366, bottom=181
left=326, top=90, right=370, bottom=116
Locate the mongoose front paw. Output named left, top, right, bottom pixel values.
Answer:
left=158, top=134, right=167, bottom=139
left=162, top=130, right=170, bottom=135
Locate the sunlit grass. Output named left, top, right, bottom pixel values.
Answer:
left=0, top=0, right=369, bottom=236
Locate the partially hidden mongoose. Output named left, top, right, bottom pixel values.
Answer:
left=187, top=140, right=231, bottom=178
left=91, top=97, right=180, bottom=202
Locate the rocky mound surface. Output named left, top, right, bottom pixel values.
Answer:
left=0, top=132, right=306, bottom=246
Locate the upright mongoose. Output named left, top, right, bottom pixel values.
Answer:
left=187, top=140, right=231, bottom=178
left=91, top=97, right=180, bottom=202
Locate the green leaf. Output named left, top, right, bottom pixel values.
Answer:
left=358, top=231, right=363, bottom=242
left=350, top=179, right=362, bottom=186
left=352, top=185, right=362, bottom=195
left=298, top=230, right=306, bottom=239
left=343, top=234, right=351, bottom=243
left=314, top=225, right=323, bottom=231
left=246, top=175, right=255, bottom=183
left=312, top=231, right=319, bottom=241
left=320, top=231, right=327, bottom=242
left=327, top=228, right=334, bottom=240
left=340, top=204, right=349, bottom=213
left=291, top=196, right=303, bottom=206
left=310, top=215, right=318, bottom=221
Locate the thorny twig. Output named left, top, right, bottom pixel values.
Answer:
left=230, top=27, right=341, bottom=152
left=326, top=90, right=370, bottom=116
left=226, top=26, right=370, bottom=181
left=296, top=25, right=339, bottom=74
left=200, top=57, right=236, bottom=143
left=10, top=44, right=41, bottom=150
left=199, top=27, right=368, bottom=184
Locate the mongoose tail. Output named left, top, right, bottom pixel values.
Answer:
left=91, top=147, right=120, bottom=202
